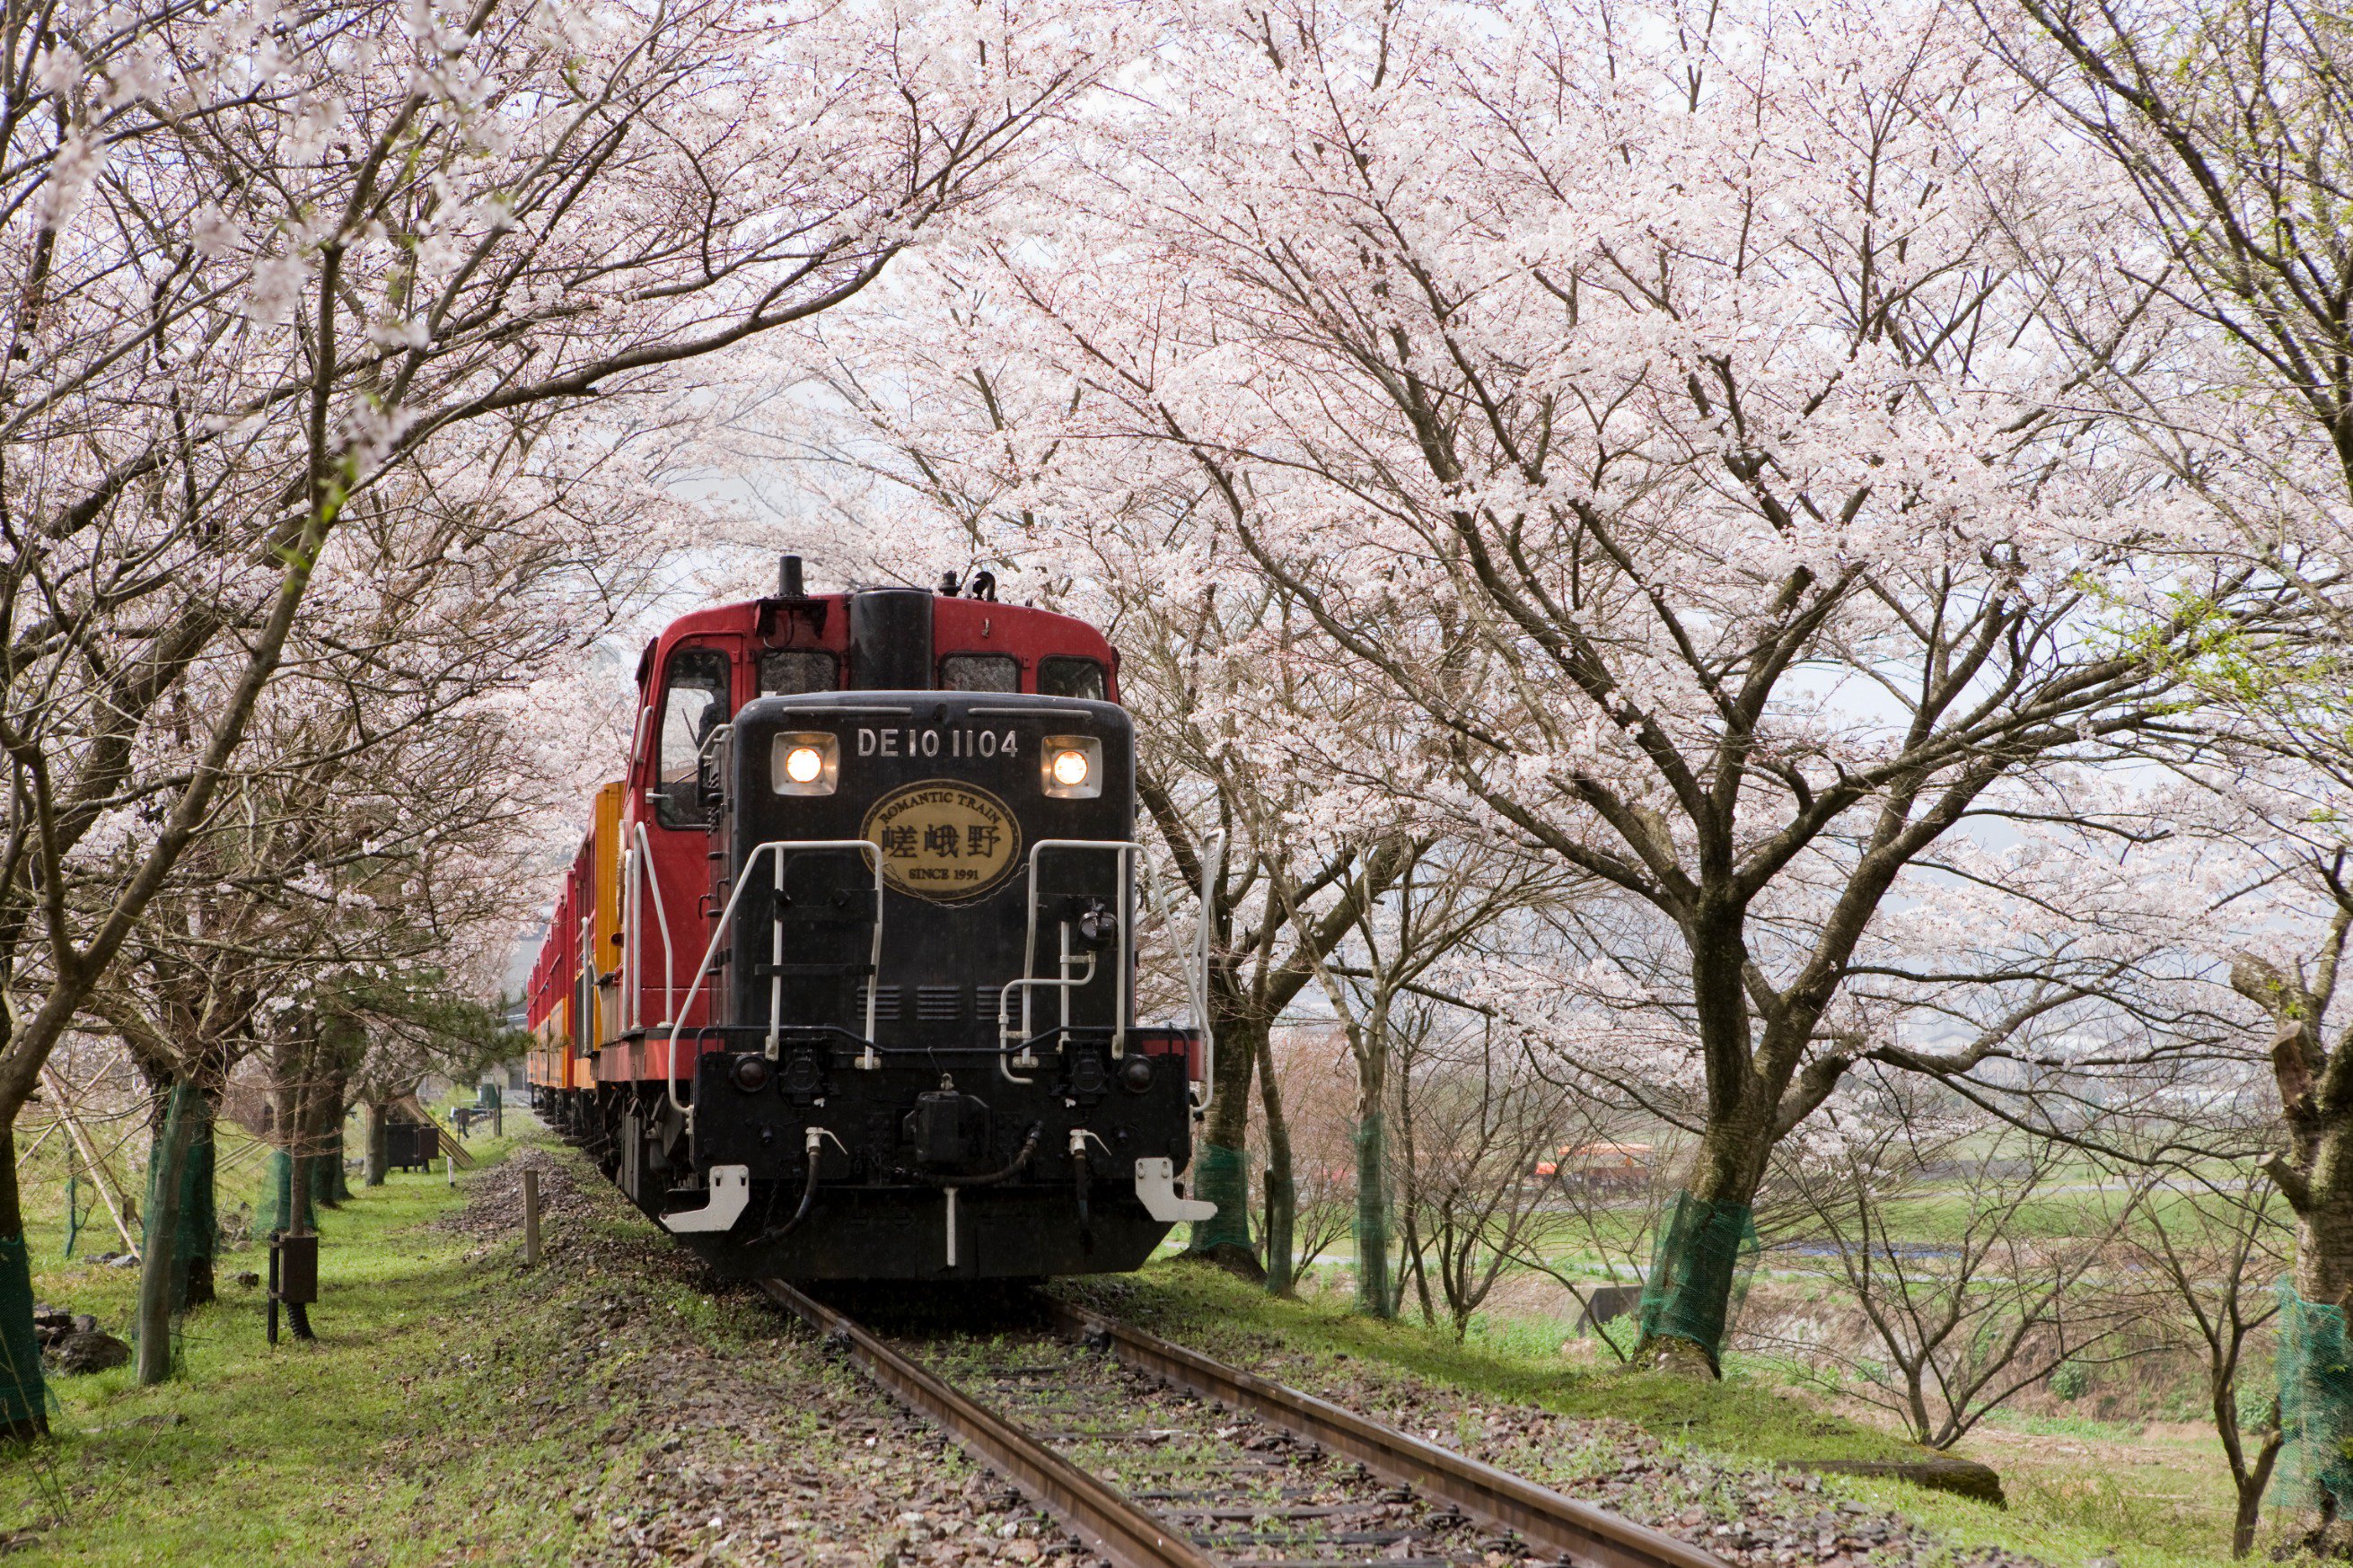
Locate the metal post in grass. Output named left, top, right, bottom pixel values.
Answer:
left=522, top=1169, right=540, bottom=1266
left=445, top=1153, right=454, bottom=1188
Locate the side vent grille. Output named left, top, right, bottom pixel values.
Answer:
left=916, top=985, right=964, bottom=1023
left=854, top=985, right=902, bottom=1021
left=974, top=985, right=1004, bottom=1023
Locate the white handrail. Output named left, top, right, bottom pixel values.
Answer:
left=620, top=838, right=637, bottom=1033
left=664, top=838, right=886, bottom=1122
left=630, top=820, right=677, bottom=1031
left=577, top=908, right=594, bottom=1056
left=1000, top=838, right=1138, bottom=1063
left=999, top=956, right=1098, bottom=1084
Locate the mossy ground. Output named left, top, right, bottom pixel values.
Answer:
left=0, top=1117, right=627, bottom=1564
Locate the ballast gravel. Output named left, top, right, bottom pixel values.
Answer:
left=1059, top=1280, right=2046, bottom=1568
left=450, top=1148, right=2040, bottom=1568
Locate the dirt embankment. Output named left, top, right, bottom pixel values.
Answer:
left=422, top=1143, right=1073, bottom=1568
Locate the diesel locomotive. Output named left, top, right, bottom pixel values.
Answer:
left=525, top=559, right=1216, bottom=1280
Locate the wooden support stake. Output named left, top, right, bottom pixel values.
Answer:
left=522, top=1169, right=540, bottom=1266
left=9, top=1117, right=61, bottom=1169
left=40, top=1066, right=137, bottom=1254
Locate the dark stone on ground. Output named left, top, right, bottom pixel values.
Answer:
left=31, top=1306, right=96, bottom=1350
left=47, top=1330, right=130, bottom=1374
left=235, top=1271, right=261, bottom=1288
left=1575, top=1283, right=1640, bottom=1331
left=1787, top=1457, right=2006, bottom=1507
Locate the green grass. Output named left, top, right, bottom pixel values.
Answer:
left=0, top=1123, right=2265, bottom=1567
left=0, top=1121, right=617, bottom=1564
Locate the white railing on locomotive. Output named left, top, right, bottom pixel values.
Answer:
left=998, top=838, right=1142, bottom=1082
left=621, top=820, right=681, bottom=1036
left=575, top=905, right=594, bottom=1056
left=628, top=712, right=734, bottom=1037
left=664, top=837, right=888, bottom=1126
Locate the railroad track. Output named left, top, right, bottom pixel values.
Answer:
left=759, top=1281, right=1722, bottom=1568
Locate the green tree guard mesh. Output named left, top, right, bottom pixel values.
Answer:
left=1354, top=1115, right=1393, bottom=1318
left=2276, top=1283, right=2353, bottom=1513
left=254, top=1148, right=312, bottom=1237
left=1261, top=1161, right=1295, bottom=1295
left=1184, top=1143, right=1254, bottom=1255
left=184, top=1109, right=216, bottom=1301
left=312, top=1126, right=350, bottom=1207
left=0, top=1235, right=46, bottom=1431
left=139, top=1084, right=215, bottom=1318
left=1637, top=1190, right=1760, bottom=1371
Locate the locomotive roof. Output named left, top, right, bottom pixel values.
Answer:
left=637, top=589, right=1117, bottom=687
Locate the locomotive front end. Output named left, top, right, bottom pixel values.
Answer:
left=645, top=688, right=1204, bottom=1279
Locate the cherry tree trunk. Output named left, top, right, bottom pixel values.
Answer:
left=1353, top=1045, right=1392, bottom=1318
left=134, top=1083, right=202, bottom=1384
left=2294, top=1133, right=2353, bottom=1309
left=1184, top=1011, right=1262, bottom=1275
left=1255, top=1025, right=1295, bottom=1295
left=363, top=1100, right=389, bottom=1187
left=181, top=1091, right=216, bottom=1308
left=0, top=1122, right=44, bottom=1439
left=1633, top=1108, right=1770, bottom=1379
left=309, top=1070, right=351, bottom=1208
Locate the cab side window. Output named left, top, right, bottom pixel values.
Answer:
left=761, top=649, right=837, bottom=696
left=1039, top=656, right=1106, bottom=700
left=940, top=653, right=1019, bottom=692
left=655, top=648, right=732, bottom=828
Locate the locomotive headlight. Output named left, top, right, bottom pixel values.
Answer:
left=1040, top=735, right=1102, bottom=800
left=772, top=731, right=838, bottom=796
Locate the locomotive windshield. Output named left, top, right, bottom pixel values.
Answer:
left=656, top=647, right=731, bottom=827
left=760, top=649, right=837, bottom=695
left=940, top=653, right=1019, bottom=692
left=1039, top=656, right=1105, bottom=700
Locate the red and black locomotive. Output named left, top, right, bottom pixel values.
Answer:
left=526, top=559, right=1214, bottom=1280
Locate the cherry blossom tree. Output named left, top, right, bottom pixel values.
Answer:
left=0, top=0, right=1109, bottom=1434
left=838, top=0, right=2329, bottom=1374
left=719, top=300, right=1464, bottom=1286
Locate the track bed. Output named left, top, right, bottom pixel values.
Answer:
left=763, top=1283, right=1720, bottom=1568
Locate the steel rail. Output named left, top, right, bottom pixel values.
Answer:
left=1042, top=1301, right=1727, bottom=1568
left=758, top=1281, right=1216, bottom=1568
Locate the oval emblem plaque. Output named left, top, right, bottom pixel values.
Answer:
left=860, top=779, right=1023, bottom=903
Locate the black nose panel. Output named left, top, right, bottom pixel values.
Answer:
left=849, top=589, right=933, bottom=690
